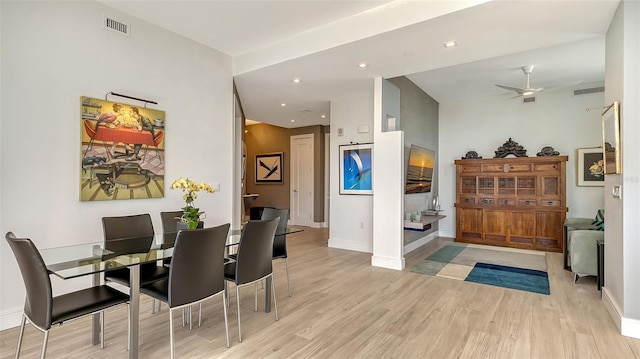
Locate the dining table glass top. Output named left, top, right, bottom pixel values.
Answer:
left=40, top=225, right=304, bottom=280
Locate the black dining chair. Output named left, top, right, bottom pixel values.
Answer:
left=102, top=214, right=169, bottom=285
left=224, top=218, right=280, bottom=342
left=160, top=211, right=184, bottom=266
left=140, top=224, right=231, bottom=358
left=261, top=208, right=292, bottom=297
left=102, top=214, right=170, bottom=315
left=5, top=232, right=129, bottom=358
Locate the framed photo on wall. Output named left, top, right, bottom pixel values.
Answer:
left=255, top=152, right=283, bottom=183
left=339, top=143, right=373, bottom=195
left=577, top=147, right=605, bottom=187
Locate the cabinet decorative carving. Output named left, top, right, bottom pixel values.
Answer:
left=454, top=156, right=568, bottom=252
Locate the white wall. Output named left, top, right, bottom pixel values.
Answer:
left=329, top=89, right=374, bottom=252
left=438, top=85, right=606, bottom=238
left=603, top=0, right=640, bottom=338
left=0, top=1, right=233, bottom=330
left=372, top=78, right=404, bottom=270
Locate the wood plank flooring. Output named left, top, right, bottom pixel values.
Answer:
left=1, top=227, right=638, bottom=358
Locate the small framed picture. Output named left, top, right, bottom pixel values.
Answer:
left=339, top=143, right=373, bottom=195
left=577, top=148, right=604, bottom=187
left=255, top=153, right=283, bottom=184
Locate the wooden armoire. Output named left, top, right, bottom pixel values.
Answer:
left=454, top=156, right=568, bottom=252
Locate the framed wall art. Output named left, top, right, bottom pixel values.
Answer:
left=255, top=152, right=283, bottom=183
left=339, top=143, right=373, bottom=195
left=577, top=147, right=605, bottom=187
left=80, top=96, right=166, bottom=201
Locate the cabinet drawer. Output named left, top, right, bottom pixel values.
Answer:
left=460, top=196, right=476, bottom=204
left=518, top=199, right=537, bottom=206
left=482, top=164, right=504, bottom=172
left=506, top=164, right=532, bottom=172
left=479, top=198, right=495, bottom=205
left=541, top=200, right=561, bottom=207
left=497, top=198, right=515, bottom=206
left=461, top=166, right=481, bottom=173
left=534, top=163, right=560, bottom=172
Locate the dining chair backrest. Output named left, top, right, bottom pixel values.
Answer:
left=102, top=214, right=154, bottom=255
left=261, top=208, right=289, bottom=259
left=168, top=224, right=230, bottom=308
left=160, top=211, right=184, bottom=234
left=234, top=218, right=279, bottom=285
left=160, top=211, right=184, bottom=248
left=5, top=232, right=53, bottom=330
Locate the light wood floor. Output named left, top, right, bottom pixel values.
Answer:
left=2, top=227, right=640, bottom=358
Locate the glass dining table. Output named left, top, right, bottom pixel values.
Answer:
left=38, top=225, right=303, bottom=359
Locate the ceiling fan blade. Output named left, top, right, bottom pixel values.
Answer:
left=495, top=84, right=524, bottom=92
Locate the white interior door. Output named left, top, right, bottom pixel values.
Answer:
left=290, top=134, right=314, bottom=226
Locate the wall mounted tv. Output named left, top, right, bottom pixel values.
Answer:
left=406, top=144, right=435, bottom=194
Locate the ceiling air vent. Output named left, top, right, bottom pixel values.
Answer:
left=573, top=86, right=605, bottom=96
left=522, top=97, right=536, bottom=104
left=103, top=15, right=130, bottom=37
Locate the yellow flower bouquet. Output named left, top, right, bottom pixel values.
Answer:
left=171, top=177, right=215, bottom=229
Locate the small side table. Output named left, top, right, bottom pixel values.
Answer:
left=597, top=239, right=605, bottom=291
left=563, top=221, right=597, bottom=271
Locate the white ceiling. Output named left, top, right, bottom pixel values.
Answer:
left=101, top=0, right=619, bottom=128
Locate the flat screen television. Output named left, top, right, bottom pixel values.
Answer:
left=406, top=144, right=435, bottom=194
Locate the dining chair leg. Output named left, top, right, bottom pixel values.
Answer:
left=100, top=311, right=105, bottom=349
left=225, top=282, right=230, bottom=308
left=127, top=304, right=130, bottom=351
left=152, top=298, right=156, bottom=314
left=271, top=274, right=279, bottom=321
left=40, top=330, right=49, bottom=359
left=198, top=303, right=202, bottom=327
left=169, top=308, right=175, bottom=359
left=236, top=286, right=242, bottom=343
left=254, top=283, right=258, bottom=312
left=222, top=294, right=230, bottom=348
left=189, top=306, right=193, bottom=331
left=182, top=308, right=185, bottom=327
left=15, top=314, right=26, bottom=359
left=284, top=258, right=292, bottom=297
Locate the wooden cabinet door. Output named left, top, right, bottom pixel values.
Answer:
left=536, top=212, right=564, bottom=251
left=509, top=211, right=535, bottom=246
left=483, top=210, right=508, bottom=243
left=457, top=208, right=483, bottom=242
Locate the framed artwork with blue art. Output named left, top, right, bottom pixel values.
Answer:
left=339, top=143, right=373, bottom=195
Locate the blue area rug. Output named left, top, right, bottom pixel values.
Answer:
left=410, top=243, right=550, bottom=295
left=465, top=262, right=550, bottom=295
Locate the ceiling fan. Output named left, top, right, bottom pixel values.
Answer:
left=495, top=65, right=543, bottom=96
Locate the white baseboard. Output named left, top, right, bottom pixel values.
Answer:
left=328, top=238, right=372, bottom=253
left=371, top=255, right=404, bottom=270
left=602, top=286, right=640, bottom=339
left=0, top=307, right=23, bottom=331
left=311, top=222, right=326, bottom=228
left=404, top=231, right=438, bottom=254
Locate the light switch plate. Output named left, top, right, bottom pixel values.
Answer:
left=612, top=185, right=622, bottom=199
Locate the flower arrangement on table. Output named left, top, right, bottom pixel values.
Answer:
left=171, top=177, right=216, bottom=229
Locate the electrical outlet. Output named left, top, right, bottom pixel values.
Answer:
left=360, top=222, right=364, bottom=229
left=213, top=183, right=221, bottom=192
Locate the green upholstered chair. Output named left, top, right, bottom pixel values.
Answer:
left=569, top=229, right=604, bottom=282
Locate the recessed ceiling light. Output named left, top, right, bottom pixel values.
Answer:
left=443, top=41, right=458, bottom=48
left=290, top=120, right=295, bottom=123
left=280, top=103, right=286, bottom=107
left=292, top=78, right=301, bottom=83
left=358, top=63, right=368, bottom=68
left=321, top=115, right=326, bottom=118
